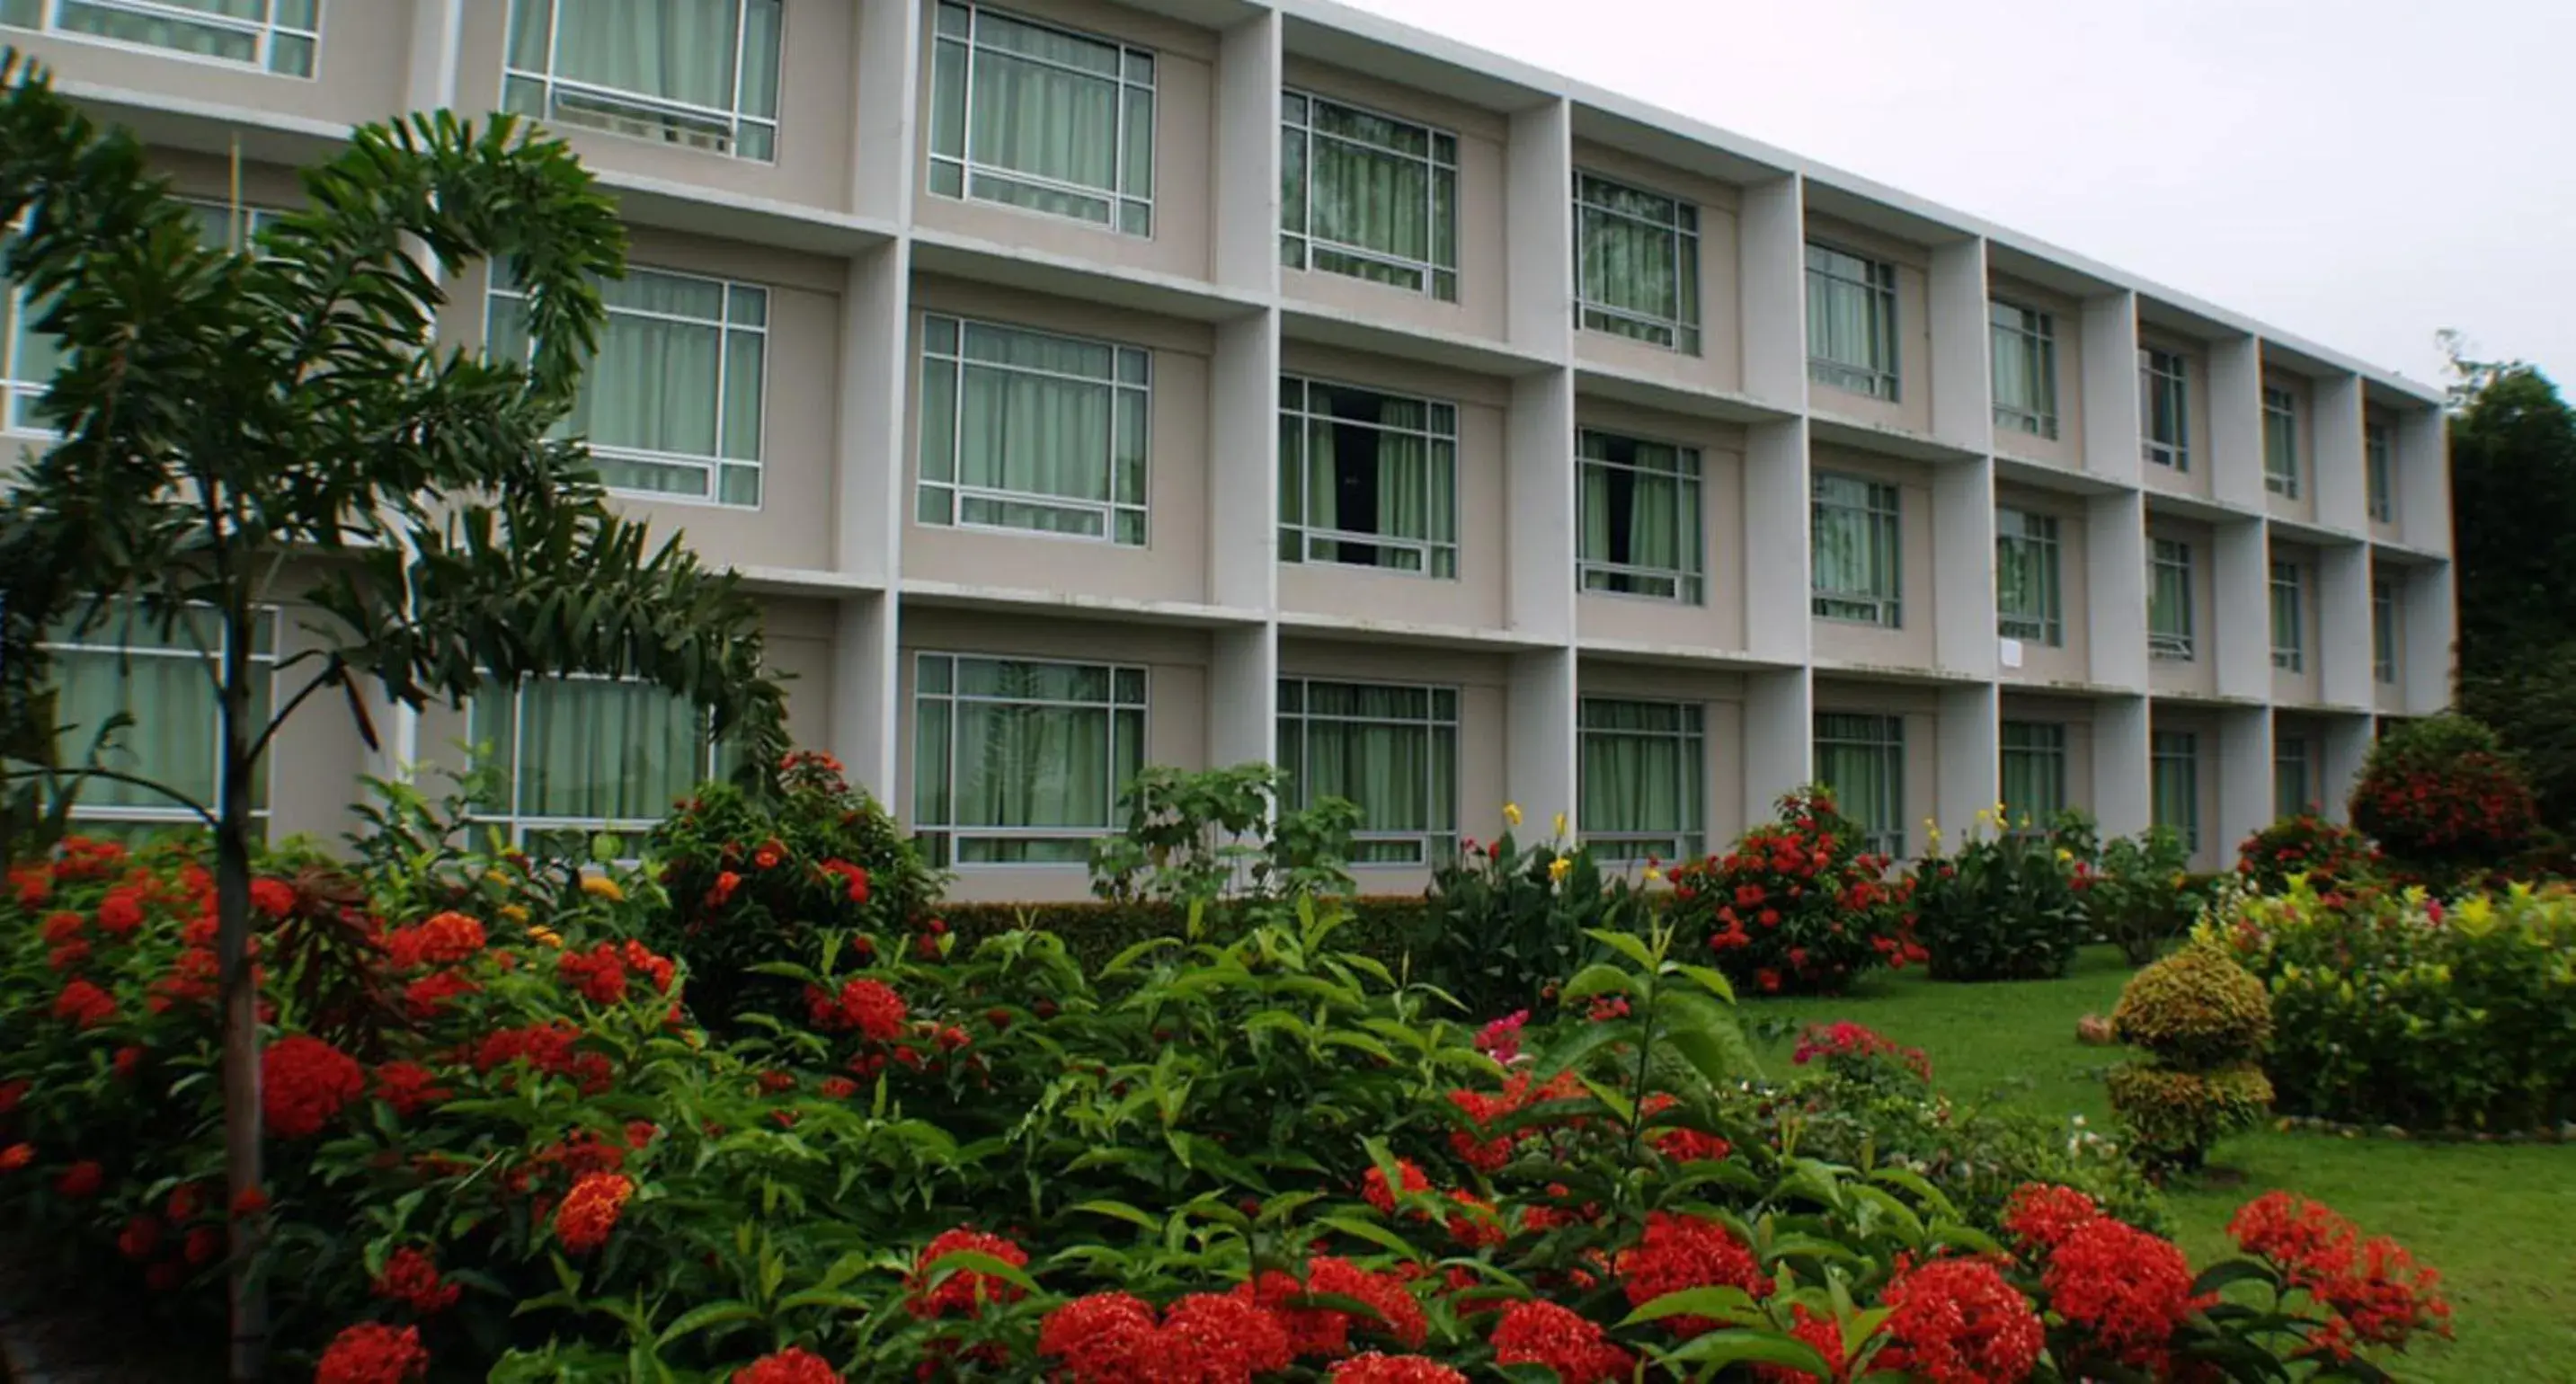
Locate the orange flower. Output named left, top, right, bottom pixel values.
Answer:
left=554, top=1172, right=634, bottom=1254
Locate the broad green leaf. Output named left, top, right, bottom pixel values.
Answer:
left=653, top=1300, right=759, bottom=1348
left=1658, top=1329, right=1837, bottom=1376
left=1619, top=1285, right=1763, bottom=1328
left=1559, top=963, right=1636, bottom=1004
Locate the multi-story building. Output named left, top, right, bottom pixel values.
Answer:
left=1, top=0, right=2454, bottom=899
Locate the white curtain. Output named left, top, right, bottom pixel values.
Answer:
left=546, top=0, right=739, bottom=109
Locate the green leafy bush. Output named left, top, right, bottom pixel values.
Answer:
left=2236, top=812, right=2381, bottom=896
left=2217, top=882, right=2576, bottom=1129
left=2082, top=827, right=2200, bottom=964
left=2107, top=943, right=2274, bottom=1170
left=1410, top=812, right=1634, bottom=1021
left=1667, top=786, right=1923, bottom=995
left=2350, top=714, right=2542, bottom=892
left=1909, top=814, right=2092, bottom=981
left=1087, top=762, right=1359, bottom=912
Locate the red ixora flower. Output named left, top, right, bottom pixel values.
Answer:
left=261, top=1035, right=366, bottom=1140
left=372, top=1061, right=453, bottom=1120
left=117, top=1213, right=161, bottom=1260
left=384, top=911, right=485, bottom=971
left=372, top=1245, right=462, bottom=1314
left=1037, top=1292, right=1160, bottom=1383
left=1361, top=1158, right=1432, bottom=1216
left=1161, top=1292, right=1295, bottom=1382
left=1616, top=1211, right=1773, bottom=1335
left=752, top=839, right=786, bottom=870
left=808, top=978, right=907, bottom=1041
left=553, top=1172, right=634, bottom=1254
left=1752, top=1303, right=1849, bottom=1384
left=1490, top=1300, right=1633, bottom=1384
left=56, top=1159, right=104, bottom=1199
left=248, top=877, right=298, bottom=919
left=558, top=942, right=633, bottom=1006
left=906, top=1228, right=1029, bottom=1319
left=2002, top=1182, right=2103, bottom=1256
left=93, top=887, right=146, bottom=936
left=315, top=1322, right=430, bottom=1384
left=0, top=1144, right=34, bottom=1174
left=728, top=1347, right=840, bottom=1384
left=52, top=978, right=116, bottom=1028
left=819, top=858, right=870, bottom=903
left=1328, top=1355, right=1467, bottom=1383
left=1873, top=1256, right=2045, bottom=1384
left=2043, top=1218, right=2206, bottom=1371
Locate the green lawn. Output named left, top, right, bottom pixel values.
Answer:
left=1737, top=948, right=2576, bottom=1384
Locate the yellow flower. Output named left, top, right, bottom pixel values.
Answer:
left=2169, top=872, right=2188, bottom=888
left=498, top=904, right=529, bottom=924
left=1547, top=856, right=1572, bottom=883
left=1643, top=865, right=1664, bottom=883
left=1974, top=808, right=1993, bottom=827
left=1503, top=803, right=1523, bottom=828
left=484, top=868, right=511, bottom=886
left=1552, top=812, right=1568, bottom=839
left=2055, top=847, right=2074, bottom=864
left=528, top=925, right=564, bottom=950
left=580, top=874, right=626, bottom=903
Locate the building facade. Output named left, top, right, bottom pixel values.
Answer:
left=1, top=0, right=2455, bottom=899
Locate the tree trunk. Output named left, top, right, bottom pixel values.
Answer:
left=215, top=635, right=266, bottom=1383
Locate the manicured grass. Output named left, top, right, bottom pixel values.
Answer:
left=1739, top=948, right=2576, bottom=1384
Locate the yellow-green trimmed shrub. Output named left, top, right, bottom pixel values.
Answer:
left=2108, top=942, right=2274, bottom=1171
left=2103, top=1063, right=2275, bottom=1169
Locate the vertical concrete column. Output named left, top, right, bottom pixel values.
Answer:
left=1935, top=681, right=1999, bottom=846
left=1932, top=457, right=1997, bottom=678
left=1737, top=174, right=1808, bottom=411
left=2086, top=490, right=2150, bottom=691
left=1742, top=418, right=1811, bottom=663
left=852, top=0, right=925, bottom=225
left=2397, top=405, right=2451, bottom=556
left=2093, top=694, right=2153, bottom=838
left=2211, top=519, right=2271, bottom=703
left=1506, top=648, right=1578, bottom=841
left=1505, top=97, right=1574, bottom=359
left=1209, top=310, right=1281, bottom=613
left=831, top=593, right=900, bottom=802
left=1742, top=667, right=1814, bottom=825
left=2322, top=713, right=2373, bottom=824
left=1211, top=10, right=1284, bottom=296
left=2207, top=335, right=2266, bottom=511
left=401, top=0, right=463, bottom=112
left=2404, top=562, right=2458, bottom=715
left=2079, top=290, right=2141, bottom=483
left=834, top=243, right=910, bottom=587
left=2316, top=542, right=2373, bottom=711
left=1208, top=624, right=1278, bottom=772
left=2217, top=703, right=2275, bottom=853
left=2311, top=370, right=2368, bottom=534
left=1926, top=236, right=1994, bottom=455
left=1506, top=368, right=1577, bottom=640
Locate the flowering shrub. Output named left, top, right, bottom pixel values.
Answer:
left=2349, top=714, right=2541, bottom=892
left=644, top=750, right=942, bottom=1025
left=2083, top=826, right=2203, bottom=964
left=1667, top=786, right=1922, bottom=995
left=2218, top=882, right=2576, bottom=1129
left=1413, top=807, right=1634, bottom=1019
left=1908, top=812, right=2092, bottom=981
left=2238, top=812, right=2382, bottom=895
left=0, top=816, right=2456, bottom=1380
left=2108, top=942, right=2275, bottom=1171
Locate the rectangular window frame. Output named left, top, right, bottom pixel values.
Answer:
left=928, top=1, right=1157, bottom=237
left=1572, top=171, right=1701, bottom=354
left=2263, top=384, right=2301, bottom=498
left=1806, top=243, right=1900, bottom=400
left=4, top=0, right=320, bottom=77
left=1280, top=89, right=1458, bottom=302
left=2372, top=573, right=2398, bottom=685
left=1999, top=720, right=2067, bottom=833
left=2149, top=537, right=2195, bottom=661
left=1994, top=506, right=2062, bottom=645
left=1277, top=676, right=1459, bottom=865
left=1810, top=471, right=1903, bottom=627
left=2270, top=558, right=2304, bottom=672
left=916, top=314, right=1150, bottom=546
left=1578, top=697, right=1704, bottom=863
left=1814, top=711, right=1905, bottom=858
left=2365, top=420, right=2395, bottom=525
left=1577, top=428, right=1704, bottom=604
left=1989, top=300, right=2058, bottom=439
left=503, top=0, right=782, bottom=162
left=1278, top=374, right=1459, bottom=579
left=2274, top=736, right=2312, bottom=820
left=486, top=263, right=769, bottom=509
left=2140, top=347, right=2190, bottom=471
left=2152, top=729, right=2200, bottom=852
left=40, top=599, right=278, bottom=838
left=467, top=671, right=729, bottom=857
left=911, top=652, right=1148, bottom=869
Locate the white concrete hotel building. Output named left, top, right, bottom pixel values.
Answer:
left=1, top=0, right=2454, bottom=900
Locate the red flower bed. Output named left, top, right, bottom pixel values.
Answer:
left=1667, top=788, right=1923, bottom=994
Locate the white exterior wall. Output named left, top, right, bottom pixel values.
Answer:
left=4, top=0, right=2451, bottom=887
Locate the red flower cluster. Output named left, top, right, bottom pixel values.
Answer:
left=372, top=1245, right=461, bottom=1314
left=52, top=978, right=115, bottom=1028
left=315, top=1322, right=430, bottom=1384
left=2044, top=1218, right=2205, bottom=1371
left=1233, top=1256, right=1428, bottom=1358
left=2229, top=1192, right=2451, bottom=1356
left=2352, top=752, right=2537, bottom=862
left=469, top=1021, right=609, bottom=1093
left=553, top=1172, right=634, bottom=1254
left=1361, top=1158, right=1431, bottom=1216
left=384, top=911, right=485, bottom=971
left=248, top=876, right=298, bottom=918
left=56, top=1159, right=103, bottom=1199
left=1443, top=1069, right=1584, bottom=1171
left=1039, top=1291, right=1292, bottom=1384
left=1650, top=1127, right=1733, bottom=1164
left=1791, top=1020, right=1932, bottom=1083
left=262, top=1035, right=365, bottom=1140
left=2001, top=1183, right=2101, bottom=1255
left=556, top=939, right=678, bottom=1006
left=818, top=858, right=870, bottom=903
left=1328, top=1356, right=1465, bottom=1384
left=0, top=1143, right=32, bottom=1173
left=1488, top=1300, right=1632, bottom=1383
left=807, top=978, right=907, bottom=1040
left=1615, top=1211, right=1772, bottom=1335
left=1872, top=1256, right=2045, bottom=1384
left=401, top=968, right=479, bottom=1020
left=1753, top=1304, right=1850, bottom=1384
left=1473, top=1009, right=1527, bottom=1063
left=94, top=885, right=146, bottom=936
left=729, top=1348, right=840, bottom=1384
left=1668, top=788, right=1922, bottom=994
left=906, top=1228, right=1028, bottom=1319
left=117, top=1213, right=160, bottom=1260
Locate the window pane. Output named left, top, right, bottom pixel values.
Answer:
left=1581, top=697, right=1703, bottom=859
left=509, top=678, right=706, bottom=823
left=1284, top=92, right=1457, bottom=299
left=507, top=0, right=782, bottom=161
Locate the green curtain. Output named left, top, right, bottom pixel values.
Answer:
left=1375, top=430, right=1426, bottom=552
left=1995, top=513, right=2057, bottom=639
left=479, top=679, right=704, bottom=824
left=2152, top=732, right=2198, bottom=849
left=53, top=647, right=220, bottom=812
left=1999, top=723, right=2064, bottom=826
left=53, top=0, right=267, bottom=64
left=937, top=660, right=1140, bottom=863
left=1815, top=714, right=1901, bottom=855
left=1806, top=248, right=1889, bottom=381
left=542, top=0, right=738, bottom=110
left=2275, top=743, right=2309, bottom=819
left=1578, top=182, right=1683, bottom=333
left=1307, top=106, right=1432, bottom=272
left=1292, top=683, right=1453, bottom=862
left=565, top=272, right=727, bottom=494
left=2150, top=546, right=2192, bottom=642
left=965, top=10, right=1122, bottom=213
left=5, top=288, right=62, bottom=430
left=2271, top=565, right=2302, bottom=662
left=955, top=324, right=1115, bottom=533
left=1580, top=700, right=1701, bottom=856
left=1812, top=476, right=1893, bottom=614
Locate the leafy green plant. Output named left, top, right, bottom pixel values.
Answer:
left=1667, top=787, right=1922, bottom=995
left=1086, top=762, right=1360, bottom=918
left=2084, top=826, right=2199, bottom=965
left=2238, top=813, right=2382, bottom=896
left=2107, top=942, right=2275, bottom=1171
left=1410, top=810, right=1631, bottom=1021
left=1909, top=812, right=2092, bottom=981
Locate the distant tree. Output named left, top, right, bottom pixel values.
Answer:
left=0, top=50, right=786, bottom=1381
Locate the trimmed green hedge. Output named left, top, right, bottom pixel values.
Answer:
left=932, top=896, right=1430, bottom=973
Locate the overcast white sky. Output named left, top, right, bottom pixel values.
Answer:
left=1337, top=0, right=2576, bottom=390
